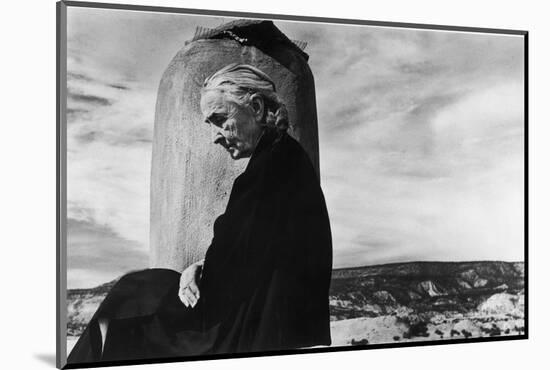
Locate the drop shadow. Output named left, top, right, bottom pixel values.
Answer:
left=34, top=353, right=57, bottom=367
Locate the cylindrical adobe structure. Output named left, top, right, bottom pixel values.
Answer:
left=150, top=20, right=319, bottom=272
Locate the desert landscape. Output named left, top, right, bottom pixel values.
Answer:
left=67, top=261, right=525, bottom=354
left=328, top=261, right=524, bottom=346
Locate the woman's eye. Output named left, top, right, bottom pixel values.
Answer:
left=209, top=115, right=226, bottom=127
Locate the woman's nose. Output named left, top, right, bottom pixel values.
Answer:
left=210, top=123, right=224, bottom=144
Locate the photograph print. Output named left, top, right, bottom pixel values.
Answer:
left=57, top=1, right=527, bottom=368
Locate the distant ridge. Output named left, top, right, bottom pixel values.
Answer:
left=329, top=260, right=524, bottom=320
left=332, top=261, right=524, bottom=279
left=67, top=261, right=525, bottom=293
left=333, top=260, right=524, bottom=271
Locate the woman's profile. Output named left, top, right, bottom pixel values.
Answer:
left=67, top=64, right=333, bottom=363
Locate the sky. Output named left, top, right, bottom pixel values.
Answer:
left=66, top=7, right=525, bottom=288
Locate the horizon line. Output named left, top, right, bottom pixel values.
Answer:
left=67, top=259, right=525, bottom=291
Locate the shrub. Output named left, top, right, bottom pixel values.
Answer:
left=406, top=321, right=429, bottom=338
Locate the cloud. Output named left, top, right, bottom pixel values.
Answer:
left=67, top=218, right=148, bottom=288
left=66, top=78, right=154, bottom=247
left=65, top=10, right=525, bottom=286
left=67, top=108, right=89, bottom=119
left=321, top=80, right=524, bottom=268
left=68, top=72, right=93, bottom=82
left=68, top=91, right=112, bottom=106
left=108, top=83, right=129, bottom=90
left=67, top=138, right=152, bottom=245
left=278, top=22, right=524, bottom=142
left=74, top=130, right=101, bottom=144
left=275, top=22, right=525, bottom=268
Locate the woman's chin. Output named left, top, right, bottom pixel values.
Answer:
left=228, top=148, right=252, bottom=160
left=227, top=147, right=241, bottom=160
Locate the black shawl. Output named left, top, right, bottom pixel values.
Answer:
left=67, top=128, right=333, bottom=364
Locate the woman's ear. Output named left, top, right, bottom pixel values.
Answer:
left=249, top=94, right=265, bottom=122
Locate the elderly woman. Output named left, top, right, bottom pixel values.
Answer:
left=68, top=64, right=333, bottom=364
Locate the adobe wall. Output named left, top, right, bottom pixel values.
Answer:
left=150, top=20, right=319, bottom=272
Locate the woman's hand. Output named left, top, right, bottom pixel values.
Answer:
left=178, top=259, right=204, bottom=308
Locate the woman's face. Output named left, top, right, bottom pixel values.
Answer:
left=200, top=90, right=264, bottom=160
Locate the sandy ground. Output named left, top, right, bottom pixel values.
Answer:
left=67, top=311, right=523, bottom=358
left=330, top=313, right=524, bottom=346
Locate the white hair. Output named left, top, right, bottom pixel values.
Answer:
left=202, top=63, right=289, bottom=132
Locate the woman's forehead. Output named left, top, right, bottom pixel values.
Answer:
left=201, top=90, right=227, bottom=109
left=201, top=90, right=238, bottom=116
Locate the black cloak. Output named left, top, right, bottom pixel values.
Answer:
left=67, top=128, right=333, bottom=365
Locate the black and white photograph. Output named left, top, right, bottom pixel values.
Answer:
left=57, top=1, right=527, bottom=368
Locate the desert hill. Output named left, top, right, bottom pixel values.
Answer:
left=330, top=261, right=524, bottom=319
